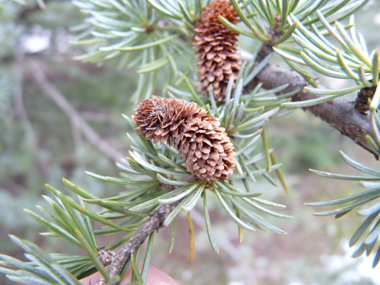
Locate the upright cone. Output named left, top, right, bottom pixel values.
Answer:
left=132, top=98, right=236, bottom=182
left=193, top=0, right=241, bottom=103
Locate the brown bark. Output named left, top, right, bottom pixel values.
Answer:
left=95, top=203, right=177, bottom=285
left=252, top=63, right=376, bottom=158
left=244, top=28, right=378, bottom=159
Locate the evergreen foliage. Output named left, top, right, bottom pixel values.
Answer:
left=1, top=0, right=380, bottom=284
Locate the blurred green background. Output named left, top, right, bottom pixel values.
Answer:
left=1, top=0, right=380, bottom=284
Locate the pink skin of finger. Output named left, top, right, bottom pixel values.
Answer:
left=80, top=264, right=179, bottom=285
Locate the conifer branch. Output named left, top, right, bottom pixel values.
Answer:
left=252, top=63, right=376, bottom=158
left=244, top=28, right=377, bottom=159
left=94, top=203, right=177, bottom=285
left=3, top=2, right=380, bottom=284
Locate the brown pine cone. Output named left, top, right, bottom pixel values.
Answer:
left=193, top=0, right=241, bottom=103
left=132, top=97, right=236, bottom=182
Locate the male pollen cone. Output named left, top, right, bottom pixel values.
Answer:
left=193, top=0, right=241, bottom=103
left=132, top=98, right=236, bottom=183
